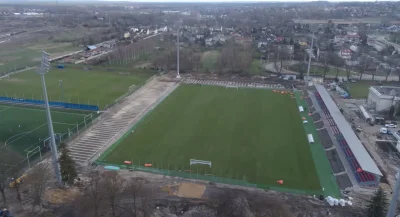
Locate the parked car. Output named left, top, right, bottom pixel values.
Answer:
left=385, top=123, right=397, bottom=128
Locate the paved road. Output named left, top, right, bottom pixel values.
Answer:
left=264, top=61, right=399, bottom=81
left=74, top=34, right=161, bottom=64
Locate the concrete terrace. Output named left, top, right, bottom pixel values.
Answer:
left=68, top=77, right=179, bottom=164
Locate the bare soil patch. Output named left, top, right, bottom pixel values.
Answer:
left=176, top=182, right=206, bottom=199
left=45, top=187, right=82, bottom=204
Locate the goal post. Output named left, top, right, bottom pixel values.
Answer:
left=26, top=146, right=41, bottom=168
left=225, top=85, right=239, bottom=90
left=190, top=159, right=212, bottom=167
left=189, top=159, right=212, bottom=179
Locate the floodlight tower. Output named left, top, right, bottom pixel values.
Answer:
left=37, top=51, right=62, bottom=184
left=58, top=80, right=63, bottom=102
left=176, top=24, right=181, bottom=79
left=306, top=31, right=315, bottom=84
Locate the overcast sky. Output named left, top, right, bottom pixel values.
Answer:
left=101, top=0, right=383, bottom=2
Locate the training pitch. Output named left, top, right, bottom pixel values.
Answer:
left=0, top=104, right=93, bottom=157
left=102, top=84, right=321, bottom=191
left=0, top=64, right=154, bottom=109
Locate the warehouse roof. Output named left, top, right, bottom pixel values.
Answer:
left=315, top=84, right=382, bottom=176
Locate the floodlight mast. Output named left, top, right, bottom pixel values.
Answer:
left=306, top=31, right=315, bottom=84
left=176, top=23, right=181, bottom=79
left=37, top=51, right=62, bottom=185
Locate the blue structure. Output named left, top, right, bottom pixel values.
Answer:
left=57, top=64, right=65, bottom=69
left=0, top=96, right=98, bottom=111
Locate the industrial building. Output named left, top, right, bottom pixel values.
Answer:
left=367, top=86, right=400, bottom=112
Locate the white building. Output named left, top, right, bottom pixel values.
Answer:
left=391, top=132, right=400, bottom=152
left=367, top=86, right=400, bottom=112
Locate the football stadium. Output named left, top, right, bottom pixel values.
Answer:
left=97, top=84, right=341, bottom=197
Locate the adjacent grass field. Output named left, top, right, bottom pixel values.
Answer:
left=346, top=80, right=399, bottom=98
left=0, top=104, right=91, bottom=156
left=0, top=64, right=154, bottom=108
left=289, top=64, right=349, bottom=77
left=103, top=85, right=320, bottom=191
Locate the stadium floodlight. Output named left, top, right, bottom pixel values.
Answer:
left=37, top=51, right=62, bottom=185
left=58, top=80, right=64, bottom=102
left=176, top=22, right=181, bottom=79
left=306, top=32, right=315, bottom=84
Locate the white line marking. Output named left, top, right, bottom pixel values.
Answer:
left=52, top=122, right=77, bottom=126
left=3, top=123, right=47, bottom=147
left=3, top=106, right=87, bottom=116
left=0, top=107, right=10, bottom=113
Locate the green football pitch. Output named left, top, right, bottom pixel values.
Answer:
left=102, top=85, right=321, bottom=191
left=0, top=104, right=92, bottom=157
left=0, top=64, right=154, bottom=109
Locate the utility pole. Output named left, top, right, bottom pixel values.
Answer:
left=37, top=51, right=62, bottom=185
left=176, top=25, right=181, bottom=79
left=306, top=32, right=315, bottom=84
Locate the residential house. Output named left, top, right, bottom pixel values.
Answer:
left=346, top=32, right=360, bottom=43
left=339, top=49, right=352, bottom=59
left=258, top=42, right=268, bottom=49
left=298, top=41, right=308, bottom=47
left=205, top=37, right=214, bottom=46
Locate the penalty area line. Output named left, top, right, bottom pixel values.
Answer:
left=3, top=122, right=47, bottom=148
left=52, top=122, right=77, bottom=126
left=0, top=106, right=10, bottom=113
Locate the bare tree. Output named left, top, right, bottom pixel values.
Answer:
left=358, top=56, right=370, bottom=80
left=323, top=53, right=330, bottom=79
left=84, top=170, right=107, bottom=217
left=0, top=149, right=25, bottom=207
left=328, top=53, right=345, bottom=79
left=345, top=64, right=352, bottom=81
left=192, top=53, right=201, bottom=72
left=9, top=165, right=24, bottom=210
left=103, top=171, right=126, bottom=217
left=220, top=41, right=252, bottom=74
left=26, top=163, right=51, bottom=213
left=385, top=68, right=392, bottom=82
left=0, top=154, right=12, bottom=206
left=125, top=178, right=153, bottom=217
left=272, top=46, right=290, bottom=76
left=395, top=67, right=400, bottom=82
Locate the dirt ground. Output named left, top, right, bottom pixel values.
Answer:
left=176, top=182, right=206, bottom=198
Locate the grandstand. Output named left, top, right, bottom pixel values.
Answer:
left=314, top=84, right=382, bottom=187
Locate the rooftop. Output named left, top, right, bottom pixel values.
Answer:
left=315, top=84, right=382, bottom=176
left=371, top=86, right=400, bottom=97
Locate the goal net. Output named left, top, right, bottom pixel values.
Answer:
left=43, top=133, right=63, bottom=151
left=190, top=159, right=212, bottom=168
left=225, top=86, right=238, bottom=90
